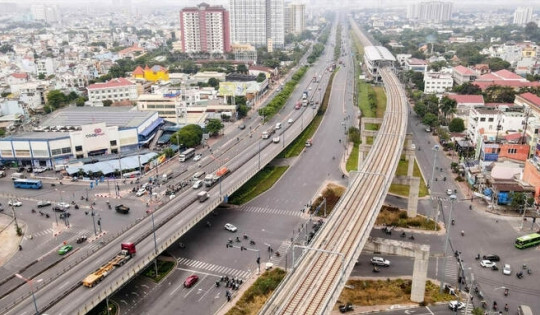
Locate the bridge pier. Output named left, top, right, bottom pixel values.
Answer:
left=366, top=238, right=430, bottom=303
left=358, top=117, right=383, bottom=166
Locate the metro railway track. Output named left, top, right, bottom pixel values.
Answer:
left=261, top=22, right=408, bottom=314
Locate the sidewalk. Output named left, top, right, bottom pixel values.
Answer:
left=0, top=215, right=23, bottom=267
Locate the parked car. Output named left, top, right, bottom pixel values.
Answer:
left=448, top=301, right=465, bottom=310
left=224, top=223, right=238, bottom=232
left=37, top=200, right=51, bottom=208
left=58, top=244, right=73, bottom=255
left=33, top=167, right=47, bottom=173
left=480, top=260, right=496, bottom=268
left=8, top=200, right=22, bottom=207
left=184, top=275, right=199, bottom=288
left=370, top=257, right=390, bottom=266
left=503, top=264, right=512, bottom=275
left=482, top=254, right=500, bottom=262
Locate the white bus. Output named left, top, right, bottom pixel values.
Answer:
left=179, top=148, right=196, bottom=162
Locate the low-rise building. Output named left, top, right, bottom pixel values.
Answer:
left=468, top=107, right=525, bottom=144
left=87, top=78, right=138, bottom=106
left=423, top=72, right=453, bottom=94
left=452, top=65, right=476, bottom=85
left=404, top=58, right=428, bottom=73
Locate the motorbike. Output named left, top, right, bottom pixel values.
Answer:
left=517, top=271, right=524, bottom=279
left=275, top=251, right=280, bottom=257
left=504, top=288, right=509, bottom=296
left=527, top=268, right=532, bottom=275
left=215, top=281, right=220, bottom=287
left=243, top=234, right=248, bottom=240
left=19, top=245, right=22, bottom=251
left=504, top=304, right=509, bottom=312
left=178, top=243, right=185, bottom=249
left=74, top=205, right=79, bottom=210
left=373, top=266, right=380, bottom=273
left=339, top=303, right=353, bottom=313
left=408, top=235, right=415, bottom=240
left=400, top=232, right=406, bottom=238
left=45, top=214, right=49, bottom=218
left=250, top=240, right=256, bottom=245
left=451, top=219, right=455, bottom=225
left=235, top=237, right=241, bottom=243
left=493, top=301, right=497, bottom=311
left=461, top=230, right=465, bottom=236
left=31, top=209, right=36, bottom=213
left=475, top=253, right=481, bottom=260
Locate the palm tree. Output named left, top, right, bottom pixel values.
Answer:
left=439, top=96, right=457, bottom=122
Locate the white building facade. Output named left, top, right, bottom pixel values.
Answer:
left=513, top=7, right=533, bottom=26
left=423, top=72, right=453, bottom=94
left=87, top=78, right=138, bottom=106
left=229, top=0, right=284, bottom=48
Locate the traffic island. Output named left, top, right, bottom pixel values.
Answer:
left=376, top=205, right=440, bottom=231
left=309, top=183, right=346, bottom=218
left=335, top=278, right=454, bottom=313
left=142, top=253, right=176, bottom=283
left=224, top=268, right=286, bottom=315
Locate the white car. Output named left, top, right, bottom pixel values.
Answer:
left=480, top=260, right=496, bottom=268
left=8, top=200, right=22, bottom=207
left=224, top=223, right=237, bottom=232
left=446, top=189, right=453, bottom=195
left=193, top=154, right=202, bottom=162
left=370, top=257, right=390, bottom=266
left=503, top=264, right=512, bottom=275
left=57, top=202, right=70, bottom=209
left=272, top=137, right=280, bottom=143
left=136, top=189, right=147, bottom=197
left=287, top=118, right=294, bottom=124
left=192, top=180, right=203, bottom=189
left=33, top=167, right=47, bottom=173
left=448, top=301, right=465, bottom=310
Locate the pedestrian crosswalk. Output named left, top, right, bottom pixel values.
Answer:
left=177, top=257, right=251, bottom=279
left=269, top=240, right=292, bottom=265
left=26, top=228, right=54, bottom=239
left=236, top=205, right=305, bottom=217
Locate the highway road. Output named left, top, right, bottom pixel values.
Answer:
left=109, top=21, right=348, bottom=315
left=1, top=22, right=340, bottom=315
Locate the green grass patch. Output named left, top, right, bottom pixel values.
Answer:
left=346, top=143, right=359, bottom=172
left=309, top=183, right=346, bottom=218
left=226, top=268, right=287, bottom=315
left=376, top=205, right=439, bottom=230
left=338, top=279, right=453, bottom=307
left=389, top=157, right=428, bottom=197
left=142, top=259, right=175, bottom=283
left=228, top=166, right=289, bottom=205
left=373, top=86, right=387, bottom=117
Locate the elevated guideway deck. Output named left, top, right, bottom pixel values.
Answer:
left=259, top=21, right=409, bottom=315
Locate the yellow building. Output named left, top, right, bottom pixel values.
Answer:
left=132, top=65, right=169, bottom=82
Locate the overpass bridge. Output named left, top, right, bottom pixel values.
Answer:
left=259, top=23, right=409, bottom=314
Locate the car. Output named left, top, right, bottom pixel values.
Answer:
left=192, top=180, right=203, bottom=189
left=480, top=260, right=496, bottom=268
left=370, top=257, right=390, bottom=266
left=184, top=275, right=199, bottom=288
left=448, top=301, right=465, bottom=310
left=425, top=127, right=431, bottom=133
left=224, top=223, right=237, bottom=232
left=8, top=200, right=22, bottom=207
left=503, top=264, right=512, bottom=275
left=53, top=206, right=66, bottom=212
left=238, top=124, right=246, bottom=130
left=37, top=200, right=51, bottom=208
left=58, top=244, right=73, bottom=255
left=482, top=254, right=500, bottom=262
left=446, top=189, right=453, bottom=195
left=287, top=118, right=294, bottom=124
left=57, top=202, right=70, bottom=209
left=76, top=235, right=87, bottom=244
left=136, top=189, right=147, bottom=197
left=33, top=167, right=47, bottom=173
left=272, top=137, right=280, bottom=143
left=193, top=154, right=202, bottom=162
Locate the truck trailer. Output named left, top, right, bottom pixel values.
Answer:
left=82, top=243, right=136, bottom=287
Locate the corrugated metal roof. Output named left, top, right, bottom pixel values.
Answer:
left=364, top=46, right=396, bottom=62
left=41, top=107, right=156, bottom=129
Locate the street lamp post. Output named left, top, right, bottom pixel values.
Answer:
left=150, top=209, right=159, bottom=278
left=429, top=145, right=440, bottom=189
left=258, top=141, right=261, bottom=170
left=15, top=273, right=39, bottom=314
left=440, top=194, right=457, bottom=294
left=91, top=209, right=97, bottom=236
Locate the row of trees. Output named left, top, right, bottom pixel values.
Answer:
left=45, top=90, right=86, bottom=112
left=169, top=120, right=225, bottom=149
left=413, top=94, right=465, bottom=132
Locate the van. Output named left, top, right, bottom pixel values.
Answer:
left=192, top=171, right=206, bottom=181
left=54, top=165, right=66, bottom=172
left=518, top=305, right=533, bottom=315
left=275, top=123, right=281, bottom=130
left=162, top=172, right=173, bottom=181
left=197, top=191, right=209, bottom=202
left=11, top=172, right=25, bottom=180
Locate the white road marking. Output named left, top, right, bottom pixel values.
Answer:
left=184, top=274, right=207, bottom=298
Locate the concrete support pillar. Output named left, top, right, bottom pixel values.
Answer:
left=407, top=177, right=420, bottom=217
left=358, top=145, right=371, bottom=168
left=411, top=246, right=430, bottom=303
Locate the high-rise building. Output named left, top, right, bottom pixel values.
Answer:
left=285, top=3, right=305, bottom=34
left=31, top=4, right=61, bottom=24
left=229, top=0, right=284, bottom=48
left=407, top=1, right=452, bottom=23
left=180, top=3, right=231, bottom=54
left=513, top=7, right=533, bottom=26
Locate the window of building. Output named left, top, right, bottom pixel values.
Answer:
left=111, top=148, right=118, bottom=154
left=75, top=145, right=83, bottom=152
left=508, top=148, right=517, bottom=154
left=51, top=148, right=61, bottom=155
left=110, top=140, right=117, bottom=146
left=488, top=118, right=494, bottom=122
left=76, top=154, right=84, bottom=159
left=61, top=147, right=71, bottom=154
left=480, top=118, right=486, bottom=122
left=15, top=150, right=30, bottom=157
left=1, top=150, right=13, bottom=157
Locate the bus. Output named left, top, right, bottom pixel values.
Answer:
left=14, top=179, right=42, bottom=189
left=515, top=233, right=540, bottom=249
left=179, top=148, right=196, bottom=162
left=122, top=171, right=141, bottom=178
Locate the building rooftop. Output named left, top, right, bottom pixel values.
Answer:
left=453, top=65, right=476, bottom=75
left=87, top=77, right=134, bottom=90
left=41, top=107, right=155, bottom=129
left=364, top=46, right=396, bottom=62
left=519, top=92, right=540, bottom=106
left=447, top=94, right=484, bottom=104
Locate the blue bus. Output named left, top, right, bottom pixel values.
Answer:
left=14, top=179, right=43, bottom=189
